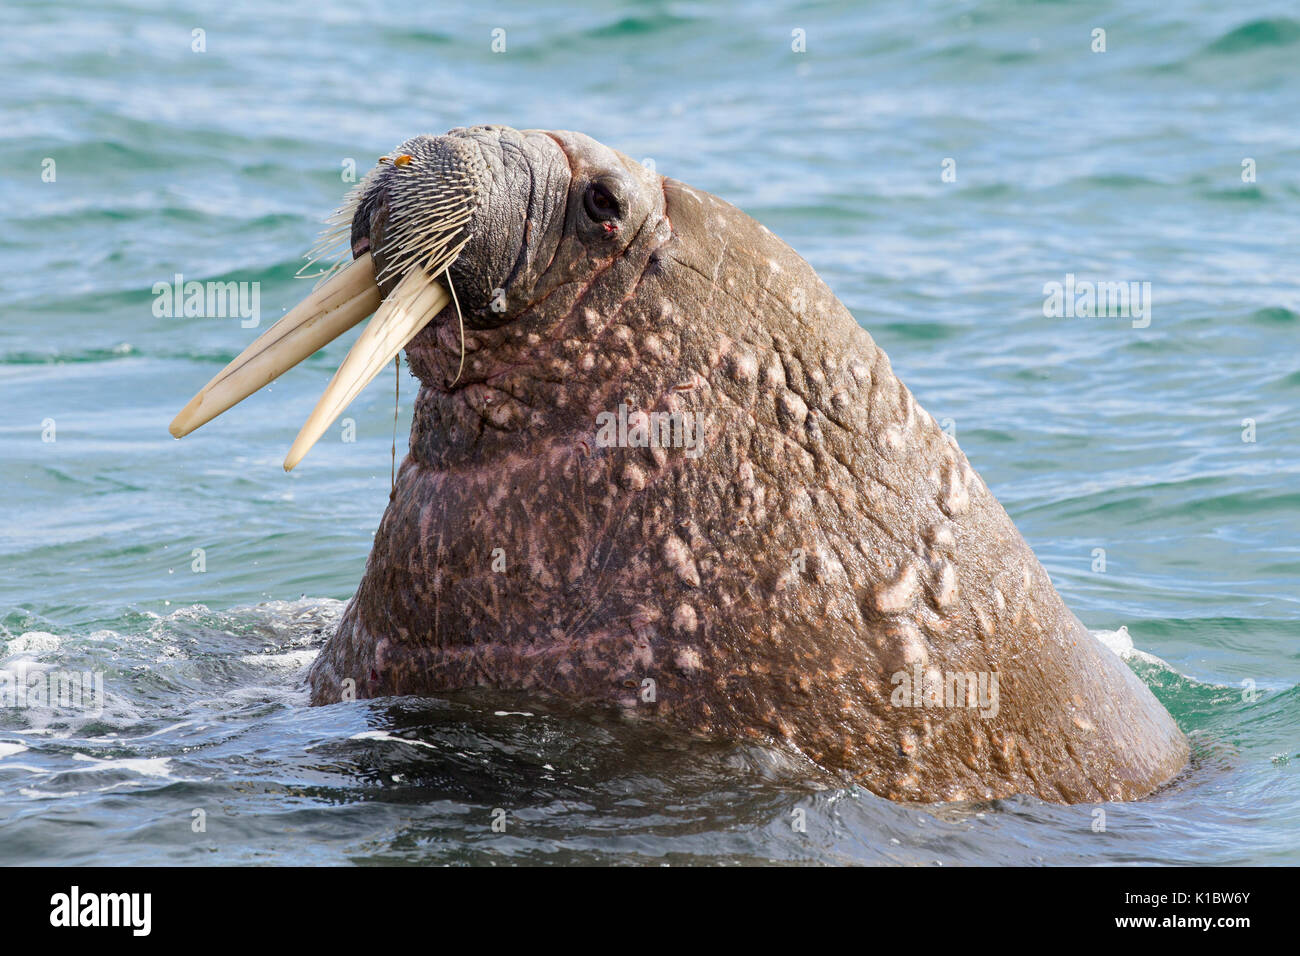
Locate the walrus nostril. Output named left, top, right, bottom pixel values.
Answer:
left=351, top=236, right=371, bottom=257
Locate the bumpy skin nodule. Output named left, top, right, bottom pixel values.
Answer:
left=308, top=126, right=1188, bottom=803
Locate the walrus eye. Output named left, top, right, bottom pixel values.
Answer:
left=584, top=181, right=620, bottom=222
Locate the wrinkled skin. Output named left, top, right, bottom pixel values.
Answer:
left=309, top=125, right=1188, bottom=803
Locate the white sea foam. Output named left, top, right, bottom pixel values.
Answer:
left=5, top=631, right=61, bottom=657
left=348, top=730, right=439, bottom=750
left=70, top=753, right=177, bottom=777
left=238, top=649, right=319, bottom=670
left=1092, top=625, right=1174, bottom=668
left=4, top=751, right=198, bottom=801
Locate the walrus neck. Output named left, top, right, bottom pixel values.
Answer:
left=403, top=218, right=677, bottom=468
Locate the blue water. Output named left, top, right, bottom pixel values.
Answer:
left=1, top=0, right=1296, bottom=864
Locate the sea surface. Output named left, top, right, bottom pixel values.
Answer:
left=0, top=0, right=1296, bottom=865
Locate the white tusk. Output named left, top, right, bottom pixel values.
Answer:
left=283, top=269, right=449, bottom=471
left=170, top=253, right=382, bottom=439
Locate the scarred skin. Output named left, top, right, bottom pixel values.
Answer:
left=308, top=125, right=1188, bottom=803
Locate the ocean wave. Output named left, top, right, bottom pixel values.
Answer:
left=1204, top=18, right=1300, bottom=54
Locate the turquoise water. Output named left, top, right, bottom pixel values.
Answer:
left=1, top=0, right=1296, bottom=864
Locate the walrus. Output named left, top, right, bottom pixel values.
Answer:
left=170, top=125, right=1188, bottom=803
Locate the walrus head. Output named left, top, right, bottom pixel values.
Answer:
left=170, top=125, right=670, bottom=470
left=171, top=125, right=1188, bottom=805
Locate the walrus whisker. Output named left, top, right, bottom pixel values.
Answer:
left=391, top=352, right=399, bottom=494
left=299, top=163, right=386, bottom=288
left=299, top=142, right=476, bottom=290
left=375, top=222, right=471, bottom=287
left=446, top=269, right=467, bottom=386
